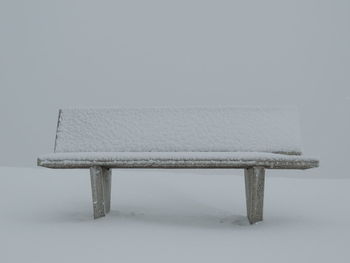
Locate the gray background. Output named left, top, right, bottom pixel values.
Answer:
left=1, top=0, right=349, bottom=177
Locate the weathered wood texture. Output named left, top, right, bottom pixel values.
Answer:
left=245, top=167, right=265, bottom=224
left=90, top=166, right=112, bottom=219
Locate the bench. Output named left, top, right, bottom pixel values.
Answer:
left=37, top=107, right=319, bottom=224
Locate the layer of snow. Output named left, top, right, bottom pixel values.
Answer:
left=40, top=151, right=315, bottom=162
left=38, top=152, right=318, bottom=164
left=0, top=167, right=349, bottom=263
left=38, top=152, right=318, bottom=169
left=55, top=107, right=302, bottom=154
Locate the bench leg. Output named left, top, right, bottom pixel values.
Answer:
left=244, top=167, right=265, bottom=224
left=90, top=166, right=112, bottom=219
left=103, top=168, right=112, bottom=214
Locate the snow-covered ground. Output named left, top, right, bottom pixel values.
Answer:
left=0, top=166, right=349, bottom=263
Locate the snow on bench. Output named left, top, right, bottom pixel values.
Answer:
left=37, top=107, right=319, bottom=224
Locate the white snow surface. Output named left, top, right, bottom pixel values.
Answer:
left=40, top=151, right=314, bottom=161
left=39, top=152, right=317, bottom=165
left=55, top=107, right=302, bottom=154
left=1, top=167, right=349, bottom=263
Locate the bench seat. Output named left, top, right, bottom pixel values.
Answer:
left=38, top=152, right=318, bottom=169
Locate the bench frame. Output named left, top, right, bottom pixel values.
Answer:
left=88, top=165, right=266, bottom=224
left=38, top=155, right=317, bottom=224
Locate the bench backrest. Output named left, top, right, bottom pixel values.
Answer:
left=54, top=107, right=302, bottom=155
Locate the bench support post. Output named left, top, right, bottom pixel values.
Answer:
left=244, top=167, right=265, bottom=224
left=90, top=166, right=112, bottom=219
left=103, top=168, right=112, bottom=213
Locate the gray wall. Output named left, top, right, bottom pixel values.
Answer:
left=1, top=0, right=349, bottom=177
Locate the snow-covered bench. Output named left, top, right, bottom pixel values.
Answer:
left=38, top=107, right=319, bottom=224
